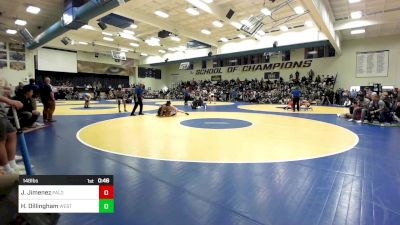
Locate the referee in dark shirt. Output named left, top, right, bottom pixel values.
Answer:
left=130, top=84, right=144, bottom=116
left=291, top=87, right=302, bottom=112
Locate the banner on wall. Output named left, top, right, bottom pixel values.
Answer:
left=195, top=60, right=312, bottom=75
left=77, top=60, right=133, bottom=76
left=356, top=50, right=389, bottom=77
left=0, top=42, right=26, bottom=71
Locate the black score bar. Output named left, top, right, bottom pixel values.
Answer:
left=19, top=175, right=114, bottom=185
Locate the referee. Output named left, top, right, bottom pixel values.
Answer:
left=291, top=86, right=302, bottom=112
left=130, top=83, right=144, bottom=116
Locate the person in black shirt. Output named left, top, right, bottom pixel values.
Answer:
left=24, top=79, right=39, bottom=111
left=9, top=86, right=39, bottom=128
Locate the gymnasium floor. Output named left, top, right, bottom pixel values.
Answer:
left=27, top=100, right=400, bottom=225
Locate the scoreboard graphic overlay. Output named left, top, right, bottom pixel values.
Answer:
left=18, top=175, right=114, bottom=213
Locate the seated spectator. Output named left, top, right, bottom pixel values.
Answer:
left=157, top=101, right=189, bottom=117
left=394, top=96, right=400, bottom=122
left=343, top=97, right=352, bottom=107
left=366, top=93, right=391, bottom=124
left=191, top=98, right=207, bottom=110
left=9, top=86, right=40, bottom=128
left=348, top=94, right=370, bottom=123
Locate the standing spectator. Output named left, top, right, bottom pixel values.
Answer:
left=25, top=79, right=39, bottom=111
left=0, top=80, right=24, bottom=174
left=130, top=84, right=144, bottom=116
left=14, top=82, right=24, bottom=98
left=291, top=86, right=302, bottom=112
left=40, top=77, right=56, bottom=123
left=183, top=88, right=190, bottom=105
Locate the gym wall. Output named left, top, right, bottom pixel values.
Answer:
left=146, top=35, right=400, bottom=91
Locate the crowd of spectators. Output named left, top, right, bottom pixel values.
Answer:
left=165, top=71, right=337, bottom=105
left=164, top=70, right=399, bottom=124
left=339, top=90, right=399, bottom=125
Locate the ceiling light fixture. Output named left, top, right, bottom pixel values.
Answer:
left=212, top=20, right=223, bottom=28
left=6, top=29, right=17, bottom=35
left=26, top=6, right=40, bottom=14
left=231, top=21, right=242, bottom=29
left=145, top=37, right=160, bottom=46
left=15, top=19, right=27, bottom=26
left=294, top=6, right=305, bottom=15
left=168, top=47, right=177, bottom=51
left=123, top=29, right=135, bottom=35
left=119, top=33, right=137, bottom=40
left=220, top=37, right=228, bottom=42
left=351, top=11, right=362, bottom=19
left=82, top=25, right=95, bottom=30
left=155, top=10, right=169, bottom=18
left=305, top=20, right=313, bottom=27
left=130, top=24, right=138, bottom=29
left=349, top=0, right=361, bottom=3
left=351, top=28, right=365, bottom=34
left=103, top=37, right=114, bottom=41
left=238, top=34, right=246, bottom=39
left=186, top=0, right=212, bottom=13
left=102, top=32, right=113, bottom=36
left=201, top=29, right=211, bottom=35
left=261, top=8, right=271, bottom=16
left=170, top=36, right=181, bottom=41
left=158, top=49, right=166, bottom=53
left=140, top=53, right=148, bottom=56
left=186, top=7, right=200, bottom=16
left=130, top=43, right=139, bottom=47
left=78, top=41, right=88, bottom=45
left=280, top=25, right=289, bottom=31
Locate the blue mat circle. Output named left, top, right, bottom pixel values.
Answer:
left=180, top=118, right=252, bottom=129
left=70, top=106, right=116, bottom=110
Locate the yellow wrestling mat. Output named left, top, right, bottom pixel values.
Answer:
left=36, top=100, right=100, bottom=106
left=155, top=101, right=234, bottom=106
left=37, top=104, right=159, bottom=115
left=77, top=112, right=358, bottom=163
left=238, top=104, right=349, bottom=114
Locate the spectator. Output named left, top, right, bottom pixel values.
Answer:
left=348, top=94, right=370, bottom=123
left=367, top=92, right=391, bottom=124
left=394, top=96, right=400, bottom=122
left=0, top=80, right=24, bottom=174
left=9, top=86, right=40, bottom=128
left=14, top=82, right=24, bottom=98
left=343, top=97, right=352, bottom=107
left=40, top=77, right=56, bottom=124
left=25, top=79, right=39, bottom=111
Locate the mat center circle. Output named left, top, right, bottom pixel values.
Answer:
left=71, top=106, right=116, bottom=110
left=180, top=118, right=252, bottom=129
